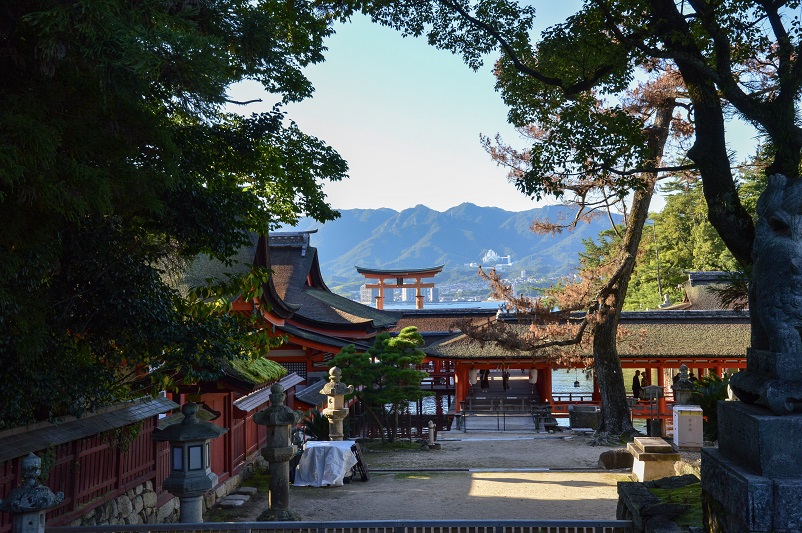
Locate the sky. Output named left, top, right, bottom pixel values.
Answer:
left=230, top=3, right=761, bottom=214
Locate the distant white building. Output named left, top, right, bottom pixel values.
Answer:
left=401, top=287, right=440, bottom=303
left=360, top=285, right=395, bottom=305
left=482, top=248, right=512, bottom=267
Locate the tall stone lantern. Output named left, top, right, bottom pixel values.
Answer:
left=320, top=367, right=353, bottom=441
left=152, top=402, right=227, bottom=523
left=253, top=383, right=302, bottom=521
left=0, top=453, right=63, bottom=533
left=671, top=364, right=696, bottom=405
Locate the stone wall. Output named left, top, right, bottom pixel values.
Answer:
left=66, top=481, right=178, bottom=527
left=67, top=456, right=268, bottom=527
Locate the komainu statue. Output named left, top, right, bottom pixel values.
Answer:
left=732, top=174, right=802, bottom=413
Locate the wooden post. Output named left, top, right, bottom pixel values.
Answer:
left=657, top=367, right=667, bottom=433
left=375, top=279, right=385, bottom=310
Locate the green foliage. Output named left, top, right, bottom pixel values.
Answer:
left=302, top=409, right=331, bottom=441
left=622, top=158, right=767, bottom=310
left=690, top=373, right=731, bottom=442
left=0, top=0, right=346, bottom=429
left=330, top=326, right=431, bottom=442
left=101, top=422, right=142, bottom=452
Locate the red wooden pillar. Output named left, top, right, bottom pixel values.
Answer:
left=592, top=372, right=601, bottom=402
left=454, top=364, right=469, bottom=413
left=538, top=368, right=553, bottom=403
left=657, top=367, right=667, bottom=416
left=375, top=279, right=385, bottom=310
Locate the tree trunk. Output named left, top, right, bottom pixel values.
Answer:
left=593, top=186, right=650, bottom=435
left=593, top=103, right=674, bottom=435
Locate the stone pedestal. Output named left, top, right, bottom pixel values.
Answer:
left=627, top=437, right=680, bottom=482
left=702, top=401, right=802, bottom=532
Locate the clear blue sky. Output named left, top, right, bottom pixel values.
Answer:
left=230, top=4, right=760, bottom=214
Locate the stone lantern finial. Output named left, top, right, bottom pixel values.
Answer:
left=320, top=367, right=353, bottom=397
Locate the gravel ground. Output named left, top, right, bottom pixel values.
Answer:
left=214, top=431, right=637, bottom=522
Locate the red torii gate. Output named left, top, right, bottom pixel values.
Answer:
left=356, top=265, right=444, bottom=310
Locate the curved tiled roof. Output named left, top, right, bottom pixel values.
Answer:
left=424, top=311, right=750, bottom=360
left=267, top=241, right=399, bottom=332
left=356, top=265, right=444, bottom=276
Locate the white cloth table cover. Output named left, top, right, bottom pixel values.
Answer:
left=293, top=440, right=358, bottom=487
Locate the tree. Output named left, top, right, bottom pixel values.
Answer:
left=330, top=327, right=431, bottom=442
left=0, top=1, right=346, bottom=428
left=625, top=155, right=768, bottom=309
left=458, top=62, right=689, bottom=437
left=346, top=0, right=802, bottom=436
left=353, top=0, right=802, bottom=324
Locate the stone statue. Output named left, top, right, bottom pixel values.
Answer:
left=750, top=173, right=802, bottom=354
left=731, top=174, right=802, bottom=413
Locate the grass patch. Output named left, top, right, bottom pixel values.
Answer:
left=648, top=482, right=703, bottom=527
left=243, top=468, right=271, bottom=492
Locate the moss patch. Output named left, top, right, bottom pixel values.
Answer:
left=227, top=357, right=286, bottom=385
left=648, top=482, right=703, bottom=527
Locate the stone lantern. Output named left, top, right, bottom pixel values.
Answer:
left=0, top=453, right=63, bottom=533
left=320, top=367, right=353, bottom=441
left=152, top=402, right=227, bottom=523
left=671, top=364, right=696, bottom=405
left=253, top=383, right=302, bottom=521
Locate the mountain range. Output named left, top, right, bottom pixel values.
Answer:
left=284, top=203, right=621, bottom=296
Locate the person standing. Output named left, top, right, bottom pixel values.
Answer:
left=632, top=370, right=642, bottom=400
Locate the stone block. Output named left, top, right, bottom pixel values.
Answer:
left=628, top=438, right=681, bottom=482
left=142, top=491, right=157, bottom=510
left=772, top=478, right=802, bottom=530
left=599, top=449, right=634, bottom=470
left=133, top=495, right=144, bottom=514
left=634, top=437, right=675, bottom=453
left=237, top=486, right=258, bottom=495
left=701, top=448, right=773, bottom=532
left=203, top=490, right=216, bottom=510
left=218, top=498, right=245, bottom=508
left=156, top=499, right=177, bottom=523
left=569, top=404, right=600, bottom=430
left=118, top=495, right=133, bottom=518
left=222, top=494, right=250, bottom=502
left=717, top=400, right=802, bottom=478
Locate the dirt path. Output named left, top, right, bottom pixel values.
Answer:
left=211, top=432, right=631, bottom=522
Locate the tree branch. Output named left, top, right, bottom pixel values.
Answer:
left=438, top=0, right=616, bottom=95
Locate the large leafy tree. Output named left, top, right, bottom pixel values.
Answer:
left=0, top=1, right=347, bottom=428
left=348, top=0, right=801, bottom=436
left=354, top=0, right=800, bottom=268
left=330, top=327, right=430, bottom=442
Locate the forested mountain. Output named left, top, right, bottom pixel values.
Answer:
left=284, top=203, right=622, bottom=296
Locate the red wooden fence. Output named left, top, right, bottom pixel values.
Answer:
left=1, top=396, right=272, bottom=533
